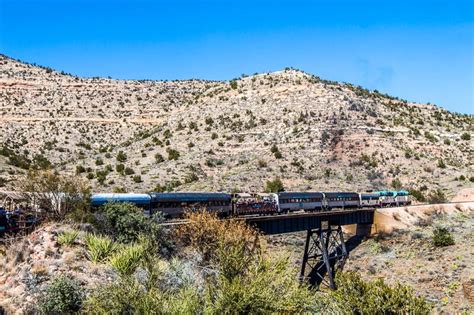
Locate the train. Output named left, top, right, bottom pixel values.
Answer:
left=1, top=190, right=411, bottom=236
left=90, top=190, right=411, bottom=218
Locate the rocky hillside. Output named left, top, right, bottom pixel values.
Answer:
left=0, top=54, right=472, bottom=195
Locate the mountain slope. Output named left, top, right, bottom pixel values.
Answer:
left=0, top=55, right=472, bottom=196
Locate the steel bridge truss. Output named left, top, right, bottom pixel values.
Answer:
left=299, top=223, right=348, bottom=289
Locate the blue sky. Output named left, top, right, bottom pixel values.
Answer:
left=1, top=0, right=473, bottom=114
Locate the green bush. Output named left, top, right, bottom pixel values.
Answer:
left=93, top=202, right=172, bottom=255
left=76, top=165, right=86, bottom=174
left=154, top=153, right=164, bottom=163
left=432, top=227, right=455, bottom=247
left=391, top=178, right=402, bottom=190
left=329, top=272, right=431, bottom=314
left=167, top=148, right=180, bottom=160
left=460, top=132, right=471, bottom=141
left=116, top=151, right=127, bottom=162
left=116, top=163, right=125, bottom=173
left=264, top=177, right=285, bottom=193
left=85, top=234, right=116, bottom=263
left=132, top=175, right=142, bottom=183
left=109, top=242, right=147, bottom=276
left=428, top=189, right=447, bottom=204
left=39, top=274, right=84, bottom=314
left=437, top=159, right=446, bottom=169
left=408, top=189, right=426, bottom=202
left=84, top=278, right=203, bottom=314
left=57, top=230, right=79, bottom=247
left=124, top=167, right=135, bottom=175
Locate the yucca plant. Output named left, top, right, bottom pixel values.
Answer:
left=57, top=230, right=79, bottom=247
left=85, top=234, right=116, bottom=263
left=109, top=243, right=146, bottom=276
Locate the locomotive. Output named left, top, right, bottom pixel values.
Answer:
left=90, top=190, right=411, bottom=218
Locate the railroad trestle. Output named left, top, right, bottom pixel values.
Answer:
left=299, top=223, right=348, bottom=289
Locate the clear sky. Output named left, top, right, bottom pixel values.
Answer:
left=1, top=0, right=473, bottom=114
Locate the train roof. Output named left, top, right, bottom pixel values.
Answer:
left=361, top=193, right=379, bottom=199
left=277, top=192, right=324, bottom=198
left=150, top=192, right=232, bottom=202
left=375, top=191, right=397, bottom=196
left=324, top=192, right=359, bottom=198
left=91, top=193, right=151, bottom=206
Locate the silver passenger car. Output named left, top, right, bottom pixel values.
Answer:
left=277, top=192, right=324, bottom=212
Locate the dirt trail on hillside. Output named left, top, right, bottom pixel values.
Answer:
left=0, top=116, right=163, bottom=124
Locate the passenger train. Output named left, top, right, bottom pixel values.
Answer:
left=90, top=190, right=411, bottom=218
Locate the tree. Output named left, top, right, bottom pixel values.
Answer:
left=264, top=177, right=285, bottom=193
left=19, top=170, right=91, bottom=219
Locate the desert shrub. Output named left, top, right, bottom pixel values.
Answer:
left=328, top=272, right=431, bottom=314
left=123, top=167, right=134, bottom=175
left=270, top=144, right=283, bottom=159
left=432, top=227, right=455, bottom=247
left=205, top=256, right=321, bottom=314
left=116, top=151, right=127, bottom=162
left=39, top=274, right=84, bottom=314
left=428, top=189, right=447, bottom=204
left=211, top=132, right=218, bottom=140
left=265, top=177, right=285, bottom=193
left=424, top=131, right=437, bottom=143
left=57, top=230, right=79, bottom=247
left=85, top=234, right=116, bottom=263
left=115, top=163, right=125, bottom=173
left=230, top=80, right=238, bottom=89
left=154, top=153, right=164, bottom=163
left=75, top=165, right=86, bottom=174
left=109, top=242, right=147, bottom=276
left=84, top=278, right=203, bottom=314
left=93, top=202, right=172, bottom=255
left=391, top=178, right=403, bottom=190
left=176, top=211, right=260, bottom=269
left=409, top=189, right=426, bottom=202
left=132, top=175, right=142, bottom=183
left=437, top=159, right=446, bottom=169
left=167, top=148, right=180, bottom=160
left=460, top=132, right=471, bottom=141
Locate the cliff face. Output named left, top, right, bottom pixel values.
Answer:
left=0, top=55, right=472, bottom=195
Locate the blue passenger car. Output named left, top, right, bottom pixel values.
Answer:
left=149, top=192, right=232, bottom=217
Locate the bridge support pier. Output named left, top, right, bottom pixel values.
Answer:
left=299, top=223, right=348, bottom=289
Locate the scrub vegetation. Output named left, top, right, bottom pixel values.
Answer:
left=1, top=203, right=432, bottom=314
